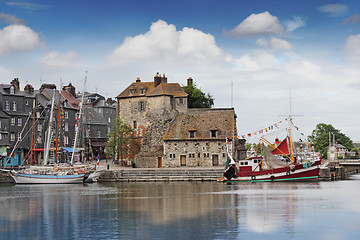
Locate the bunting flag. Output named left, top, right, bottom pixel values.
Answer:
left=240, top=119, right=289, bottom=139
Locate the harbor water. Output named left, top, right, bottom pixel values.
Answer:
left=1, top=175, right=360, bottom=240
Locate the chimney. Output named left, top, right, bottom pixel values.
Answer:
left=136, top=77, right=141, bottom=83
left=11, top=78, right=20, bottom=90
left=24, top=84, right=34, bottom=93
left=106, top=98, right=114, bottom=105
left=63, top=83, right=76, bottom=97
left=187, top=77, right=193, bottom=87
left=161, top=73, right=167, bottom=84
left=40, top=83, right=56, bottom=92
left=154, top=72, right=161, bottom=87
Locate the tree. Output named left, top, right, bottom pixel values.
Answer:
left=308, top=123, right=353, bottom=159
left=182, top=82, right=214, bottom=108
left=105, top=117, right=138, bottom=164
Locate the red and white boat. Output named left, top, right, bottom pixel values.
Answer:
left=219, top=118, right=322, bottom=182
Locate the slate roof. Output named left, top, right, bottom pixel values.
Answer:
left=117, top=81, right=187, bottom=99
left=163, top=108, right=235, bottom=140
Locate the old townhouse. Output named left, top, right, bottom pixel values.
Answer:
left=0, top=78, right=36, bottom=166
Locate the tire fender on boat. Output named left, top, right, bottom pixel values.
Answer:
left=251, top=175, right=256, bottom=180
left=286, top=171, right=290, bottom=176
left=270, top=175, right=275, bottom=181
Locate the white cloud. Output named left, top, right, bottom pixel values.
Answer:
left=0, top=13, right=25, bottom=25
left=284, top=16, right=306, bottom=33
left=6, top=1, right=50, bottom=11
left=318, top=4, right=348, bottom=17
left=342, top=14, right=360, bottom=25
left=0, top=24, right=40, bottom=55
left=107, top=19, right=229, bottom=67
left=256, top=37, right=292, bottom=51
left=345, top=34, right=360, bottom=64
left=227, top=12, right=285, bottom=37
left=40, top=51, right=83, bottom=69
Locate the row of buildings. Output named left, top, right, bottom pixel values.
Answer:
left=0, top=78, right=116, bottom=166
left=0, top=73, right=245, bottom=168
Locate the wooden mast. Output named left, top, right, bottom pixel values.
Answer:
left=54, top=83, right=62, bottom=164
left=30, top=99, right=35, bottom=165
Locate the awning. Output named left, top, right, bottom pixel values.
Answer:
left=61, top=147, right=80, bottom=153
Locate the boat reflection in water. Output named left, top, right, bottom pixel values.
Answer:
left=1, top=180, right=360, bottom=239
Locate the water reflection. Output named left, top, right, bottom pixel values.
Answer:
left=0, top=179, right=360, bottom=240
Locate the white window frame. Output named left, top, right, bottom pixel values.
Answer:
left=64, top=111, right=68, bottom=119
left=65, top=122, right=68, bottom=131
left=5, top=101, right=10, bottom=111
left=17, top=118, right=22, bottom=126
left=12, top=101, right=17, bottom=111
left=10, top=133, right=15, bottom=141
left=97, top=130, right=101, bottom=138
left=11, top=117, right=15, bottom=126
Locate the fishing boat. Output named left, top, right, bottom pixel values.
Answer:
left=219, top=117, right=322, bottom=182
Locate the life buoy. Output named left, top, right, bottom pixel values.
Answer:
left=291, top=167, right=296, bottom=172
left=251, top=175, right=256, bottom=180
left=78, top=169, right=84, bottom=174
left=286, top=171, right=290, bottom=176
left=270, top=175, right=275, bottom=181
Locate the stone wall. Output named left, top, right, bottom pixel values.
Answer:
left=134, top=110, right=178, bottom=168
left=164, top=140, right=232, bottom=167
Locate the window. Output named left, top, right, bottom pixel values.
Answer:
left=189, top=130, right=195, bottom=138
left=10, top=133, right=15, bottom=141
left=36, top=112, right=40, bottom=118
left=178, top=98, right=184, bottom=104
left=65, top=122, right=68, bottom=131
left=133, top=121, right=137, bottom=129
left=17, top=132, right=21, bottom=140
left=129, top=89, right=135, bottom=95
left=65, top=136, right=69, bottom=145
left=139, top=101, right=146, bottom=112
left=108, top=117, right=111, bottom=123
left=17, top=118, right=22, bottom=126
left=12, top=102, right=17, bottom=111
left=5, top=101, right=10, bottom=111
left=0, top=133, right=2, bottom=140
left=10, top=86, right=15, bottom=94
left=64, top=111, right=68, bottom=119
left=97, top=131, right=101, bottom=138
left=25, top=100, right=29, bottom=105
left=140, top=89, right=145, bottom=95
left=11, top=117, right=15, bottom=125
left=210, top=130, right=217, bottom=138
left=37, top=124, right=42, bottom=132
left=98, top=108, right=102, bottom=113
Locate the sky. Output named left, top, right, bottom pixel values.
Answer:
left=0, top=0, right=360, bottom=143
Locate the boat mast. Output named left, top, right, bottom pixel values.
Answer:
left=30, top=98, right=35, bottom=165
left=44, top=90, right=56, bottom=165
left=54, top=81, right=62, bottom=164
left=71, top=73, right=87, bottom=165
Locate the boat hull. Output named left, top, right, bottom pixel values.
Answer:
left=10, top=173, right=85, bottom=184
left=219, top=160, right=321, bottom=182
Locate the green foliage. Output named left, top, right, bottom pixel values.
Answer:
left=308, top=123, right=353, bottom=159
left=106, top=117, right=137, bottom=162
left=182, top=83, right=214, bottom=108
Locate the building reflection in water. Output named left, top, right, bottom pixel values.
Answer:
left=7, top=180, right=360, bottom=240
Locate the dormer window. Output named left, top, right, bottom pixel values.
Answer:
left=178, top=98, right=184, bottom=105
left=189, top=130, right=196, bottom=138
left=10, top=86, right=15, bottom=94
left=140, top=89, right=145, bottom=95
left=210, top=130, right=217, bottom=138
left=129, top=89, right=135, bottom=96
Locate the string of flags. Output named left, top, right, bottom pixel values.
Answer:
left=240, top=120, right=285, bottom=139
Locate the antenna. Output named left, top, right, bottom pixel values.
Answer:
left=231, top=81, right=233, bottom=108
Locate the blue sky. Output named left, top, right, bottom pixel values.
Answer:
left=1, top=0, right=360, bottom=142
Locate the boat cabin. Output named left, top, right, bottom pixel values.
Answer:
left=238, top=157, right=262, bottom=172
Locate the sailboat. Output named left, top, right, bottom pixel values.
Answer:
left=219, top=117, right=322, bottom=182
left=2, top=83, right=88, bottom=184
